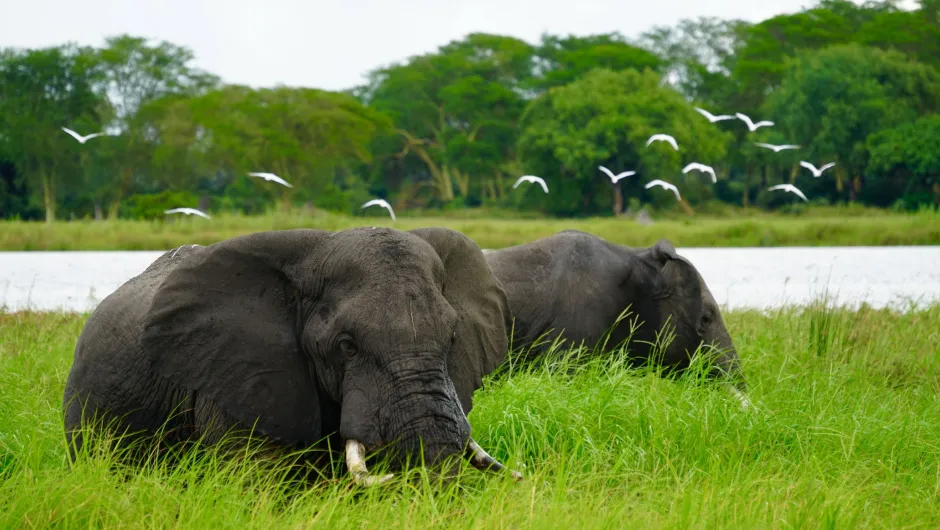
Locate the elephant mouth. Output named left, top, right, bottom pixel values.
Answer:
left=344, top=438, right=523, bottom=487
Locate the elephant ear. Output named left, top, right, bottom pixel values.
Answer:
left=409, top=227, right=512, bottom=415
left=646, top=238, right=704, bottom=345
left=139, top=229, right=331, bottom=446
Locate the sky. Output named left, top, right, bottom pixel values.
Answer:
left=0, top=0, right=921, bottom=92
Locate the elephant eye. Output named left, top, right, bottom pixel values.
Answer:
left=338, top=337, right=357, bottom=357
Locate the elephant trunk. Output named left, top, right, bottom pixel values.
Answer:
left=340, top=360, right=522, bottom=486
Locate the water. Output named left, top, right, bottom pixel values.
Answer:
left=1, top=247, right=939, bottom=313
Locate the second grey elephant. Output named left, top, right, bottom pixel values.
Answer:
left=485, top=230, right=747, bottom=398
left=63, top=227, right=520, bottom=485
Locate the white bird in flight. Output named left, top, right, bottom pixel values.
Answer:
left=799, top=161, right=836, bottom=177
left=61, top=127, right=109, bottom=144
left=735, top=113, right=774, bottom=132
left=248, top=172, right=293, bottom=188
left=645, top=179, right=682, bottom=201
left=361, top=199, right=396, bottom=221
left=164, top=208, right=211, bottom=219
left=694, top=107, right=735, bottom=123
left=682, top=162, right=717, bottom=184
left=598, top=165, right=636, bottom=184
left=754, top=142, right=800, bottom=153
left=513, top=175, right=549, bottom=194
left=646, top=134, right=679, bottom=151
left=767, top=184, right=808, bottom=202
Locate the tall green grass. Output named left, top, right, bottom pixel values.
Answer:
left=2, top=206, right=938, bottom=250
left=2, top=302, right=940, bottom=528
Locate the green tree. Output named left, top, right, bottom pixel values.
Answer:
left=0, top=44, right=107, bottom=222
left=359, top=33, right=534, bottom=206
left=866, top=114, right=940, bottom=208
left=531, top=33, right=663, bottom=93
left=517, top=68, right=732, bottom=216
left=93, top=35, right=219, bottom=218
left=764, top=44, right=940, bottom=201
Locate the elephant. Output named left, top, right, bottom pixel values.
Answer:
left=483, top=230, right=749, bottom=406
left=63, top=226, right=522, bottom=485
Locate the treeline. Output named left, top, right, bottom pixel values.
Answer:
left=1, top=0, right=939, bottom=222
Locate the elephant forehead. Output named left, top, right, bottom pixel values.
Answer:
left=324, top=230, right=445, bottom=280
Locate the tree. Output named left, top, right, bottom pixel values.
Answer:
left=866, top=115, right=940, bottom=208
left=517, top=68, right=732, bottom=216
left=530, top=33, right=663, bottom=93
left=358, top=34, right=534, bottom=206
left=93, top=35, right=219, bottom=218
left=763, top=44, right=940, bottom=201
left=0, top=44, right=107, bottom=222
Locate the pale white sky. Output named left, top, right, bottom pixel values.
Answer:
left=0, top=0, right=920, bottom=91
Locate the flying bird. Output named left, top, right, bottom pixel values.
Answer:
left=767, top=184, right=808, bottom=202
left=164, top=208, right=211, bottom=219
left=248, top=172, right=293, bottom=188
left=735, top=113, right=774, bottom=132
left=799, top=161, right=836, bottom=177
left=694, top=107, right=735, bottom=123
left=598, top=165, right=636, bottom=184
left=61, top=127, right=109, bottom=144
left=645, top=134, right=679, bottom=151
left=644, top=179, right=681, bottom=201
left=754, top=142, right=800, bottom=153
left=361, top=198, right=396, bottom=221
left=512, top=175, right=549, bottom=194
left=682, top=162, right=717, bottom=184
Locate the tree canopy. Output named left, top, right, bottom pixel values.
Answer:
left=1, top=0, right=938, bottom=222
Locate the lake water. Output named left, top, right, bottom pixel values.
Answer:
left=1, top=247, right=939, bottom=313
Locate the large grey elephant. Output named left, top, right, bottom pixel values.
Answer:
left=484, top=230, right=748, bottom=403
left=63, top=227, right=521, bottom=485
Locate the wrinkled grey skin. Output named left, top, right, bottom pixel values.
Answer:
left=63, top=227, right=512, bottom=473
left=484, top=230, right=744, bottom=389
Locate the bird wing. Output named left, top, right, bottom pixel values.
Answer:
left=644, top=179, right=663, bottom=189
left=271, top=176, right=293, bottom=187
left=790, top=186, right=809, bottom=202
left=381, top=201, right=396, bottom=220
left=84, top=132, right=107, bottom=141
left=799, top=161, right=818, bottom=173
left=598, top=166, right=616, bottom=181
left=670, top=185, right=681, bottom=201
left=164, top=208, right=183, bottom=214
left=735, top=113, right=753, bottom=128
left=613, top=171, right=635, bottom=182
left=755, top=121, right=774, bottom=127
left=820, top=162, right=836, bottom=172
left=694, top=107, right=715, bottom=120
left=61, top=127, right=83, bottom=141
left=645, top=135, right=659, bottom=146
left=536, top=177, right=549, bottom=193
left=193, top=209, right=211, bottom=219
left=666, top=135, right=678, bottom=150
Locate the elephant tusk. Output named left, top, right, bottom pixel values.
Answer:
left=727, top=385, right=753, bottom=411
left=345, top=439, right=394, bottom=487
left=466, top=438, right=523, bottom=481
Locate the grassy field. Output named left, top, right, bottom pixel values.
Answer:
left=2, top=302, right=940, bottom=528
left=1, top=205, right=939, bottom=250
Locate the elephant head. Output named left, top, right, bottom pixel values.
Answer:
left=634, top=239, right=744, bottom=392
left=138, top=226, right=517, bottom=484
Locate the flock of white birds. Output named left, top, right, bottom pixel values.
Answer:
left=59, top=106, right=836, bottom=222
left=510, top=107, right=836, bottom=208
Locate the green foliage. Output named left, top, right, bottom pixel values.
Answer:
left=518, top=69, right=731, bottom=216
left=1, top=0, right=939, bottom=222
left=3, top=304, right=940, bottom=527
left=764, top=43, right=940, bottom=201
left=120, top=190, right=202, bottom=220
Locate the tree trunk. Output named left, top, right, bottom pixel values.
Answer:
left=94, top=200, right=104, bottom=221
left=42, top=171, right=56, bottom=223
left=107, top=167, right=134, bottom=220
left=742, top=170, right=751, bottom=207
left=612, top=183, right=623, bottom=216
